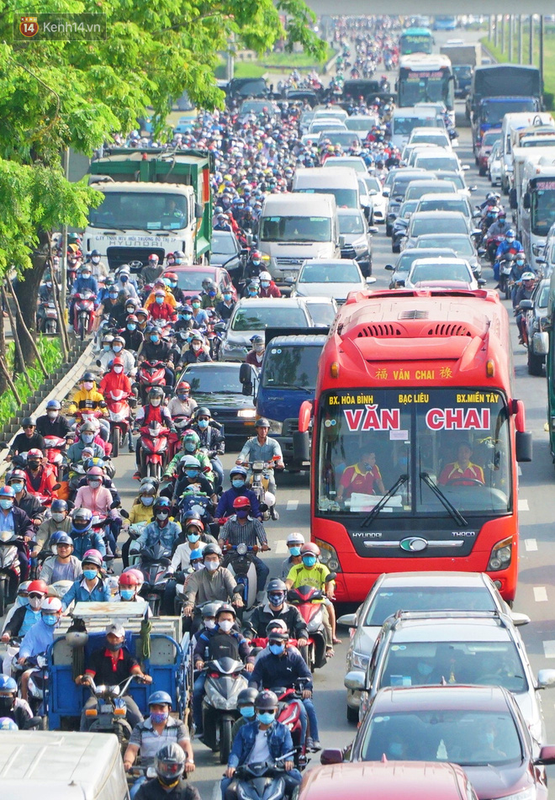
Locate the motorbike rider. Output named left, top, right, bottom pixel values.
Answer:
left=117, top=570, right=144, bottom=602
left=182, top=545, right=244, bottom=624
left=486, top=209, right=509, bottom=240
left=231, top=687, right=258, bottom=740
left=66, top=421, right=106, bottom=464
left=99, top=356, right=133, bottom=401
left=137, top=327, right=179, bottom=390
left=258, top=271, right=281, bottom=298
left=134, top=743, right=200, bottom=800
left=18, top=596, right=63, bottom=701
left=145, top=278, right=178, bottom=311
left=237, top=418, right=284, bottom=516
left=69, top=264, right=98, bottom=330
left=245, top=335, right=265, bottom=369
left=97, top=334, right=136, bottom=375
left=75, top=621, right=152, bottom=730
left=7, top=469, right=44, bottom=527
left=69, top=507, right=107, bottom=560
left=167, top=381, right=198, bottom=420
left=514, top=271, right=537, bottom=342
left=0, top=485, right=33, bottom=582
left=8, top=416, right=45, bottom=459
left=495, top=229, right=523, bottom=284
left=142, top=253, right=164, bottom=285
left=164, top=272, right=187, bottom=306
left=181, top=331, right=212, bottom=365
left=115, top=265, right=139, bottom=299
left=94, top=284, right=121, bottom=330
left=216, top=466, right=262, bottom=521
left=0, top=676, right=34, bottom=729
left=133, top=387, right=176, bottom=478
left=74, top=466, right=122, bottom=556
left=285, top=542, right=339, bottom=650
left=201, top=279, right=222, bottom=309
left=242, top=279, right=260, bottom=300
left=193, top=603, right=254, bottom=736
left=122, top=483, right=157, bottom=566
left=244, top=249, right=265, bottom=281
left=150, top=289, right=177, bottom=323
left=39, top=533, right=82, bottom=584
left=1, top=579, right=48, bottom=642
left=24, top=448, right=59, bottom=501
left=33, top=499, right=72, bottom=556
left=165, top=428, right=214, bottom=488
left=191, top=407, right=225, bottom=490
left=69, top=372, right=110, bottom=439
left=249, top=629, right=321, bottom=751
left=189, top=296, right=210, bottom=329
left=88, top=249, right=109, bottom=280
left=222, top=689, right=301, bottom=800
left=136, top=307, right=150, bottom=334
left=173, top=454, right=216, bottom=504
left=62, top=549, right=111, bottom=609
left=36, top=399, right=72, bottom=439
left=219, top=498, right=270, bottom=594
left=244, top=579, right=308, bottom=644
left=215, top=289, right=236, bottom=321
left=510, top=251, right=530, bottom=303
left=280, top=532, right=305, bottom=579
left=124, top=314, right=145, bottom=353
left=135, top=498, right=181, bottom=613
left=169, top=517, right=211, bottom=574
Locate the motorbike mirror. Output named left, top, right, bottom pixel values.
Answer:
left=52, top=483, right=61, bottom=492
left=129, top=396, right=137, bottom=408
left=325, top=572, right=337, bottom=582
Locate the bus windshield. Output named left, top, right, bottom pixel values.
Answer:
left=316, top=388, right=511, bottom=517
left=531, top=182, right=555, bottom=237
left=400, top=33, right=433, bottom=55
left=399, top=69, right=454, bottom=110
left=88, top=192, right=189, bottom=231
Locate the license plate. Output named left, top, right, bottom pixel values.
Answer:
left=100, top=704, right=113, bottom=713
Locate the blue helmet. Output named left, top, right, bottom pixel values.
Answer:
left=51, top=499, right=68, bottom=514
left=506, top=229, right=515, bottom=238
left=0, top=718, right=18, bottom=730
left=46, top=399, right=62, bottom=410
left=148, top=690, right=172, bottom=707
left=50, top=530, right=69, bottom=545
left=0, top=676, right=16, bottom=693
left=230, top=465, right=247, bottom=479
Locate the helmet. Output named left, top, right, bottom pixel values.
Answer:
left=522, top=271, right=536, bottom=281
left=28, top=580, right=48, bottom=595
left=230, top=466, right=247, bottom=479
left=286, top=531, right=305, bottom=545
left=0, top=486, right=15, bottom=499
left=148, top=690, right=172, bottom=707
left=301, top=543, right=320, bottom=557
left=111, top=357, right=124, bottom=367
left=255, top=417, right=270, bottom=428
left=46, top=399, right=61, bottom=410
left=82, top=372, right=95, bottom=382
left=72, top=507, right=93, bottom=531
left=7, top=469, right=27, bottom=486
left=126, top=314, right=139, bottom=324
left=266, top=619, right=288, bottom=635
left=119, top=571, right=141, bottom=587
left=79, top=421, right=96, bottom=433
left=50, top=530, right=67, bottom=546
left=154, top=289, right=166, bottom=297
left=22, top=416, right=36, bottom=427
left=267, top=630, right=289, bottom=642
left=51, top=499, right=68, bottom=514
left=86, top=466, right=104, bottom=479
left=255, top=690, right=278, bottom=710
left=185, top=516, right=204, bottom=531
left=195, top=406, right=211, bottom=419
left=148, top=253, right=159, bottom=263
left=176, top=381, right=190, bottom=393
left=154, top=497, right=171, bottom=512
left=53, top=533, right=73, bottom=547
left=82, top=550, right=103, bottom=568
left=237, top=688, right=258, bottom=706
left=203, top=544, right=222, bottom=559
left=0, top=718, right=18, bottom=731
left=202, top=602, right=222, bottom=618
left=250, top=334, right=264, bottom=345
left=17, top=581, right=31, bottom=597
left=183, top=430, right=200, bottom=447
left=140, top=483, right=157, bottom=496
left=164, top=272, right=178, bottom=282
left=0, top=676, right=17, bottom=694
left=41, top=596, right=62, bottom=612
left=149, top=386, right=164, bottom=400
left=259, top=271, right=271, bottom=282
left=181, top=455, right=201, bottom=469
left=233, top=496, right=251, bottom=509
left=267, top=578, right=287, bottom=593
left=216, top=602, right=236, bottom=619
left=154, top=743, right=186, bottom=783
left=506, top=229, right=516, bottom=238
left=121, top=567, right=144, bottom=590
left=112, top=335, right=125, bottom=345
left=136, top=307, right=148, bottom=318
left=190, top=331, right=203, bottom=343
left=27, top=448, right=43, bottom=460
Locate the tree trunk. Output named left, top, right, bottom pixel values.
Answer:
left=14, top=229, right=49, bottom=371
left=0, top=298, right=7, bottom=395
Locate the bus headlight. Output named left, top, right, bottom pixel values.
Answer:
left=314, top=538, right=341, bottom=572
left=487, top=536, right=513, bottom=571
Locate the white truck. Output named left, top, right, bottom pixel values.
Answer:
left=519, top=154, right=555, bottom=264
left=499, top=112, right=555, bottom=194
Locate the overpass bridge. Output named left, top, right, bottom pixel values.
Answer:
left=306, top=2, right=553, bottom=14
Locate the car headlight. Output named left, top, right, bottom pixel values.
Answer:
left=314, top=538, right=341, bottom=572
left=237, top=408, right=257, bottom=419
left=266, top=419, right=283, bottom=434
left=352, top=651, right=370, bottom=670
left=487, top=536, right=513, bottom=571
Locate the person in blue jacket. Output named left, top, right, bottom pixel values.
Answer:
left=221, top=690, right=301, bottom=800
left=215, top=467, right=261, bottom=521
left=69, top=264, right=98, bottom=327
left=18, top=596, right=63, bottom=701
left=69, top=507, right=107, bottom=560
left=61, top=550, right=111, bottom=609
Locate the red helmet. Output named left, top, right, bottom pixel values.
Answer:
left=300, top=543, right=320, bottom=557
left=233, top=496, right=251, bottom=509
left=164, top=272, right=178, bottom=282
left=27, top=580, right=48, bottom=595
left=177, top=382, right=190, bottom=392
left=148, top=254, right=159, bottom=263
left=112, top=356, right=124, bottom=366
left=27, top=449, right=43, bottom=460
left=119, top=571, right=141, bottom=587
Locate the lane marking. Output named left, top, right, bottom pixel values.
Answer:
left=275, top=540, right=288, bottom=555
left=524, top=539, right=538, bottom=552
left=286, top=500, right=298, bottom=510
left=534, top=586, right=548, bottom=602
left=544, top=641, right=555, bottom=658
left=518, top=498, right=529, bottom=511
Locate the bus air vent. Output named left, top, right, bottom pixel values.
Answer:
left=427, top=323, right=472, bottom=337
left=357, top=323, right=403, bottom=337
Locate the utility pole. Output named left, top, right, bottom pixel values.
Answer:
left=494, top=15, right=499, bottom=48
left=529, top=15, right=534, bottom=65
left=60, top=148, right=69, bottom=318
left=509, top=15, right=514, bottom=61
left=518, top=15, right=523, bottom=64
left=539, top=15, right=544, bottom=94
left=501, top=15, right=505, bottom=53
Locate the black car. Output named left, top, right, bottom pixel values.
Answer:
left=520, top=277, right=550, bottom=376
left=179, top=361, right=258, bottom=444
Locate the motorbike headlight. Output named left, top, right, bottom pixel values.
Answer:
left=487, top=536, right=513, bottom=571
left=237, top=408, right=257, bottom=419
left=210, top=694, right=232, bottom=710
left=352, top=651, right=370, bottom=670
left=314, top=538, right=341, bottom=572
left=266, top=419, right=283, bottom=435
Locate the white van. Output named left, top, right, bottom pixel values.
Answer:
left=390, top=107, right=443, bottom=149
left=500, top=112, right=555, bottom=192
left=292, top=167, right=360, bottom=209
left=258, top=193, right=340, bottom=285
left=0, top=730, right=129, bottom=800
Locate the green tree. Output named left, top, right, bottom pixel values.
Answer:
left=0, top=0, right=324, bottom=366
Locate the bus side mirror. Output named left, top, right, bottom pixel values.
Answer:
left=516, top=431, right=533, bottom=463
left=523, top=192, right=531, bottom=210
left=293, top=430, right=310, bottom=463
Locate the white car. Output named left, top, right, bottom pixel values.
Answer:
left=489, top=140, right=502, bottom=186
left=289, top=258, right=373, bottom=304
left=362, top=175, right=387, bottom=224
left=401, top=256, right=480, bottom=289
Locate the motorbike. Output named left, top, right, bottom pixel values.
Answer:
left=167, top=414, right=191, bottom=461
left=486, top=234, right=504, bottom=264
left=43, top=435, right=67, bottom=481
left=247, top=459, right=279, bottom=521
left=81, top=674, right=142, bottom=742
left=136, top=361, right=167, bottom=405
left=73, top=290, right=96, bottom=340
left=139, top=542, right=172, bottom=615
left=13, top=654, right=48, bottom=717
left=275, top=680, right=311, bottom=767
left=200, top=656, right=248, bottom=763
left=37, top=298, right=59, bottom=335
left=222, top=543, right=260, bottom=611
left=498, top=254, right=515, bottom=301
left=229, top=755, right=297, bottom=800
left=138, top=422, right=170, bottom=481
left=0, top=531, right=21, bottom=615
left=126, top=522, right=148, bottom=567
left=287, top=586, right=329, bottom=672
left=105, top=390, right=134, bottom=458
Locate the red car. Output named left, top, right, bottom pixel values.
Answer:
left=171, top=265, right=237, bottom=303
left=477, top=129, right=502, bottom=176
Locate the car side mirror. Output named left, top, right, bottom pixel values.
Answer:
left=337, top=612, right=356, bottom=627
left=519, top=299, right=533, bottom=310
left=195, top=202, right=204, bottom=220
left=339, top=235, right=345, bottom=248
left=535, top=745, right=555, bottom=765
left=285, top=276, right=295, bottom=285
left=384, top=264, right=394, bottom=271
left=366, top=277, right=377, bottom=284
left=344, top=670, right=366, bottom=691
left=478, top=279, right=487, bottom=287
left=382, top=187, right=390, bottom=197
left=395, top=279, right=405, bottom=287
left=537, top=669, right=555, bottom=688
left=469, top=186, right=478, bottom=192
left=478, top=248, right=487, bottom=257
left=368, top=226, right=379, bottom=234
left=320, top=749, right=343, bottom=765
left=516, top=431, right=533, bottom=463
left=523, top=192, right=531, bottom=210
left=462, top=164, right=470, bottom=171
left=510, top=611, right=530, bottom=626
left=239, top=362, right=251, bottom=385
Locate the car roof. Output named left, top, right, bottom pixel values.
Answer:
left=418, top=193, right=468, bottom=203
left=416, top=233, right=471, bottom=242
left=183, top=361, right=240, bottom=371
left=300, top=761, right=470, bottom=800
left=374, top=571, right=492, bottom=589
left=173, top=265, right=221, bottom=274
left=372, top=684, right=511, bottom=713
left=303, top=259, right=358, bottom=266
left=386, top=615, right=512, bottom=643
left=338, top=208, right=364, bottom=216
left=234, top=297, right=308, bottom=309
left=411, top=257, right=471, bottom=269
left=411, top=210, right=467, bottom=220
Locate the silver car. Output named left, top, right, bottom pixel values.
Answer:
left=289, top=258, right=373, bottom=305
left=338, top=571, right=528, bottom=722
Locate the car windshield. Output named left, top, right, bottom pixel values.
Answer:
left=184, top=366, right=242, bottom=394
left=365, top=586, right=497, bottom=626
left=339, top=213, right=365, bottom=234
left=411, top=133, right=449, bottom=146
left=361, top=710, right=523, bottom=765
left=406, top=184, right=444, bottom=201
left=262, top=345, right=322, bottom=389
left=346, top=118, right=376, bottom=131
left=89, top=191, right=188, bottom=231
left=522, top=138, right=555, bottom=148
left=415, top=156, right=459, bottom=171
left=400, top=201, right=418, bottom=218
left=231, top=306, right=308, bottom=331
left=299, top=262, right=361, bottom=283
left=306, top=301, right=336, bottom=326
left=394, top=117, right=436, bottom=135
left=298, top=186, right=358, bottom=208
left=212, top=232, right=237, bottom=255
left=482, top=131, right=502, bottom=147
left=260, top=216, right=331, bottom=243
left=379, top=640, right=527, bottom=694
left=482, top=99, right=535, bottom=125
left=320, top=131, right=361, bottom=148
left=175, top=270, right=213, bottom=290
left=411, top=217, right=467, bottom=237
left=364, top=177, right=382, bottom=193
left=437, top=173, right=465, bottom=190
left=326, top=159, right=365, bottom=173
left=410, top=263, right=471, bottom=284
left=241, top=101, right=273, bottom=115
left=417, top=236, right=474, bottom=257
left=418, top=200, right=468, bottom=215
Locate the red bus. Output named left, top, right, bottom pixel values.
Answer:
left=295, top=289, right=532, bottom=603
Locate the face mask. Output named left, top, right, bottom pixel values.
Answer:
left=103, top=344, right=111, bottom=351
left=389, top=742, right=404, bottom=759
left=232, top=479, right=245, bottom=489
left=417, top=662, right=433, bottom=677
left=82, top=273, right=91, bottom=280
left=83, top=381, right=94, bottom=391
left=120, top=589, right=135, bottom=601
left=183, top=313, right=192, bottom=320
left=302, top=555, right=316, bottom=568
left=52, top=512, right=66, bottom=523
left=198, top=419, right=209, bottom=429
left=204, top=619, right=216, bottom=630
left=150, top=710, right=169, bottom=725
left=155, top=296, right=164, bottom=305
left=88, top=480, right=101, bottom=489
left=186, top=470, right=199, bottom=479
left=507, top=237, right=515, bottom=243
left=83, top=569, right=97, bottom=581
left=192, top=342, right=202, bottom=351
left=92, top=257, right=100, bottom=264
left=120, top=275, right=129, bottom=283
left=47, top=410, right=59, bottom=418
left=268, top=593, right=284, bottom=606
left=112, top=345, right=123, bottom=353
left=254, top=344, right=264, bottom=353
left=236, top=509, right=249, bottom=519
left=106, top=641, right=122, bottom=652
left=28, top=596, right=43, bottom=610
left=248, top=290, right=257, bottom=297
left=224, top=294, right=232, bottom=301
left=113, top=365, right=124, bottom=374
left=10, top=483, right=23, bottom=494
left=151, top=335, right=160, bottom=343
left=187, top=532, right=200, bottom=543
left=81, top=434, right=94, bottom=444
left=289, top=546, right=301, bottom=557
left=240, top=706, right=255, bottom=719
left=170, top=281, right=178, bottom=288
left=28, top=461, right=40, bottom=471
left=192, top=302, right=201, bottom=309
left=0, top=500, right=13, bottom=510
left=516, top=259, right=525, bottom=266
left=208, top=290, right=216, bottom=297
left=185, top=442, right=196, bottom=452
left=257, top=712, right=275, bottom=725
left=150, top=399, right=161, bottom=408
left=218, top=619, right=234, bottom=632
left=141, top=496, right=154, bottom=506
left=127, top=323, right=136, bottom=331
left=109, top=293, right=118, bottom=300
left=205, top=560, right=219, bottom=572
left=42, top=614, right=58, bottom=627
left=261, top=281, right=270, bottom=288
left=269, top=643, right=285, bottom=655
left=156, top=511, right=169, bottom=521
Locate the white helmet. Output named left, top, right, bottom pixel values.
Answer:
left=41, top=596, right=62, bottom=612
left=259, top=271, right=271, bottom=282
left=286, top=531, right=305, bottom=545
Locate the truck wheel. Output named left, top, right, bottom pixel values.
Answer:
left=527, top=349, right=544, bottom=376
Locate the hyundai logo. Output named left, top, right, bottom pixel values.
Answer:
left=400, top=537, right=428, bottom=552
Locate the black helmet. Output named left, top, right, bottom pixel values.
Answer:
left=267, top=630, right=289, bottom=642
left=154, top=743, right=185, bottom=784
left=149, top=386, right=164, bottom=400
left=203, top=544, right=222, bottom=559
left=237, top=687, right=258, bottom=706
left=255, top=690, right=278, bottom=710
left=267, top=578, right=287, bottom=593
left=22, top=416, right=36, bottom=428
left=82, top=372, right=95, bottom=382
left=255, top=417, right=270, bottom=428
left=195, top=406, right=211, bottom=418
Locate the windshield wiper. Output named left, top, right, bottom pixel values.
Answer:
left=361, top=473, right=408, bottom=527
left=419, top=472, right=468, bottom=527
left=268, top=384, right=312, bottom=393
